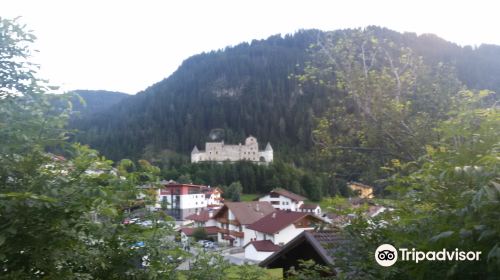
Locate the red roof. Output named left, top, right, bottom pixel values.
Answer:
left=185, top=209, right=211, bottom=222
left=179, top=226, right=219, bottom=236
left=244, top=240, right=281, bottom=252
left=214, top=202, right=275, bottom=225
left=247, top=211, right=322, bottom=234
left=270, top=188, right=306, bottom=202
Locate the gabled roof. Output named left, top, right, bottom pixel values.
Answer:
left=348, top=181, right=373, bottom=189
left=247, top=211, right=323, bottom=234
left=192, top=146, right=199, bottom=154
left=300, top=204, right=320, bottom=210
left=179, top=226, right=219, bottom=236
left=214, top=202, right=275, bottom=225
left=185, top=209, right=211, bottom=222
left=269, top=188, right=306, bottom=202
left=259, top=230, right=345, bottom=268
left=244, top=240, right=281, bottom=252
left=265, top=142, right=273, bottom=151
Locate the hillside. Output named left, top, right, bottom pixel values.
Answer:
left=71, top=27, right=500, bottom=170
left=69, top=90, right=129, bottom=118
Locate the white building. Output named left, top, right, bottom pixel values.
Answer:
left=191, top=136, right=273, bottom=164
left=299, top=204, right=322, bottom=215
left=213, top=201, right=275, bottom=247
left=258, top=188, right=321, bottom=215
left=155, top=181, right=209, bottom=220
left=246, top=211, right=325, bottom=246
left=243, top=240, right=281, bottom=262
left=185, top=208, right=218, bottom=227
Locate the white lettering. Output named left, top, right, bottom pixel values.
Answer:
left=426, top=251, right=435, bottom=261
left=399, top=248, right=408, bottom=261
left=436, top=250, right=446, bottom=261
left=415, top=251, right=425, bottom=263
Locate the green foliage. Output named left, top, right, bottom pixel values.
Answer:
left=192, top=227, right=208, bottom=241
left=184, top=252, right=232, bottom=280
left=70, top=27, right=500, bottom=192
left=286, top=259, right=334, bottom=279
left=330, top=91, right=500, bottom=279
left=165, top=161, right=333, bottom=200
left=68, top=90, right=129, bottom=118
left=0, top=17, right=38, bottom=98
left=301, top=28, right=464, bottom=186
left=226, top=264, right=273, bottom=280
left=223, top=181, right=243, bottom=202
left=0, top=17, right=183, bottom=279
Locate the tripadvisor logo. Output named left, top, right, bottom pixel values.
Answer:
left=375, top=244, right=482, bottom=267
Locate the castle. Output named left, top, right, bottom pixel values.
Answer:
left=191, top=136, right=273, bottom=164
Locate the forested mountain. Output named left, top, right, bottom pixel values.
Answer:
left=68, top=90, right=129, bottom=117
left=71, top=27, right=500, bottom=179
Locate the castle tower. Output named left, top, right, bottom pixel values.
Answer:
left=259, top=142, right=273, bottom=163
left=191, top=146, right=201, bottom=163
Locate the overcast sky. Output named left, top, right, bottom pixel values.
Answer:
left=3, top=0, right=499, bottom=94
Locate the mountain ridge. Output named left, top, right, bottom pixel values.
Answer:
left=71, top=27, right=500, bottom=168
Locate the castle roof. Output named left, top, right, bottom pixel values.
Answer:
left=265, top=142, right=273, bottom=151
left=192, top=146, right=199, bottom=154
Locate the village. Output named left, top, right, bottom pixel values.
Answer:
left=132, top=178, right=386, bottom=272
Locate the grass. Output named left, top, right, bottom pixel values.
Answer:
left=224, top=266, right=282, bottom=279
left=178, top=267, right=282, bottom=279
left=239, top=193, right=260, bottom=202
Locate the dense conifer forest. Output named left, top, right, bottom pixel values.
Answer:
left=71, top=26, right=500, bottom=196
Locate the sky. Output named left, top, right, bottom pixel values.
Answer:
left=3, top=0, right=500, bottom=94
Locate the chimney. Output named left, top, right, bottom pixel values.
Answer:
left=272, top=212, right=276, bottom=218
left=208, top=210, right=213, bottom=218
left=255, top=203, right=260, bottom=212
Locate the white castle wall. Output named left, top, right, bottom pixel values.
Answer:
left=191, top=136, right=273, bottom=163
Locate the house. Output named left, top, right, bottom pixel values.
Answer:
left=179, top=226, right=220, bottom=242
left=191, top=136, right=273, bottom=164
left=202, top=186, right=224, bottom=207
left=213, top=201, right=275, bottom=247
left=258, top=188, right=321, bottom=214
left=299, top=204, right=321, bottom=215
left=258, top=188, right=305, bottom=211
left=185, top=208, right=218, bottom=227
left=348, top=182, right=374, bottom=199
left=243, top=240, right=281, bottom=262
left=157, top=181, right=209, bottom=220
left=246, top=211, right=325, bottom=246
left=259, top=230, right=345, bottom=277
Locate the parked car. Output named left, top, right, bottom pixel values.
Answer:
left=138, top=220, right=153, bottom=227
left=123, top=217, right=139, bottom=224
left=197, top=240, right=209, bottom=246
left=203, top=241, right=215, bottom=249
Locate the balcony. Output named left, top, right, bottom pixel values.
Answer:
left=217, top=218, right=240, bottom=226
left=230, top=230, right=244, bottom=238
left=219, top=228, right=229, bottom=234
